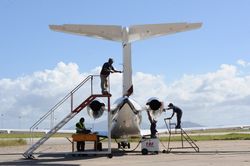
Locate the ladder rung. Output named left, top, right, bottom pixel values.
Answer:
left=23, top=94, right=101, bottom=158
left=165, top=121, right=199, bottom=152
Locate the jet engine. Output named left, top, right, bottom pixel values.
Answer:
left=87, top=99, right=105, bottom=119
left=146, top=97, right=164, bottom=118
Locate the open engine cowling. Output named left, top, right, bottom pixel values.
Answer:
left=87, top=99, right=105, bottom=119
left=146, top=97, right=164, bottom=118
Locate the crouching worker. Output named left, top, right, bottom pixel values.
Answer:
left=147, top=111, right=157, bottom=138
left=166, top=103, right=183, bottom=129
left=75, top=117, right=91, bottom=151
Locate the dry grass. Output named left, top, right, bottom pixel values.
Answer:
left=0, top=139, right=27, bottom=147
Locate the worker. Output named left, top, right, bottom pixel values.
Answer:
left=147, top=111, right=157, bottom=138
left=100, top=58, right=122, bottom=95
left=75, top=117, right=91, bottom=151
left=166, top=103, right=183, bottom=129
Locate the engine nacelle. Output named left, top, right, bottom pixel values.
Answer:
left=146, top=97, right=164, bottom=118
left=87, top=99, right=105, bottom=119
left=146, top=97, right=162, bottom=110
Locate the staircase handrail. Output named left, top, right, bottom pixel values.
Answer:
left=30, top=75, right=98, bottom=131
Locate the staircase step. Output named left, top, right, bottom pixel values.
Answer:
left=23, top=94, right=100, bottom=158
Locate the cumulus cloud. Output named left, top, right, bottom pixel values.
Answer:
left=1, top=61, right=250, bottom=129
left=0, top=62, right=89, bottom=129
left=165, top=64, right=250, bottom=126
left=132, top=63, right=250, bottom=126
left=237, top=59, right=250, bottom=67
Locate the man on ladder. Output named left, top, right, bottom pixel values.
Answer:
left=165, top=103, right=183, bottom=129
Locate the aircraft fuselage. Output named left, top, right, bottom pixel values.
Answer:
left=110, top=97, right=142, bottom=139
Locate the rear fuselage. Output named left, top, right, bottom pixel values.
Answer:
left=110, top=97, right=142, bottom=139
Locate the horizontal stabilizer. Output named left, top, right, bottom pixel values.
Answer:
left=128, top=22, right=202, bottom=42
left=49, top=23, right=202, bottom=43
left=49, top=24, right=123, bottom=42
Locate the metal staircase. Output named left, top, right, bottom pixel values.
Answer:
left=28, top=75, right=98, bottom=133
left=23, top=110, right=78, bottom=158
left=164, top=118, right=199, bottom=152
left=23, top=75, right=111, bottom=159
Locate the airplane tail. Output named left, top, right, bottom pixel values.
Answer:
left=49, top=24, right=123, bottom=42
left=49, top=22, right=202, bottom=44
left=50, top=23, right=202, bottom=96
left=128, top=23, right=202, bottom=42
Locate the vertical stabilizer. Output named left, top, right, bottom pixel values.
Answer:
left=49, top=23, right=202, bottom=96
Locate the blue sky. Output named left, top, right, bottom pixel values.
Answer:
left=1, top=0, right=250, bottom=129
left=1, top=0, right=249, bottom=79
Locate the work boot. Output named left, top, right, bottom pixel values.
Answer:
left=175, top=125, right=181, bottom=129
left=102, top=91, right=112, bottom=96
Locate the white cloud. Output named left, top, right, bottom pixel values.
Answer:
left=131, top=64, right=250, bottom=126
left=237, top=59, right=250, bottom=67
left=0, top=62, right=87, bottom=129
left=1, top=61, right=250, bottom=129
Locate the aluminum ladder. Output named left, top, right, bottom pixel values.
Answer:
left=23, top=75, right=111, bottom=159
left=164, top=118, right=199, bottom=152
left=23, top=94, right=106, bottom=159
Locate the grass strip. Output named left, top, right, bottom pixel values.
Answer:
left=0, top=139, right=27, bottom=147
left=0, top=133, right=72, bottom=139
left=1, top=133, right=250, bottom=142
left=159, top=133, right=250, bottom=142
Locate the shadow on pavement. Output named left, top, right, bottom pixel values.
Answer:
left=162, top=150, right=250, bottom=155
left=2, top=150, right=250, bottom=165
left=0, top=149, right=129, bottom=166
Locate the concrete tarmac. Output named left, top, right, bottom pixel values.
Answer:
left=0, top=139, right=250, bottom=166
